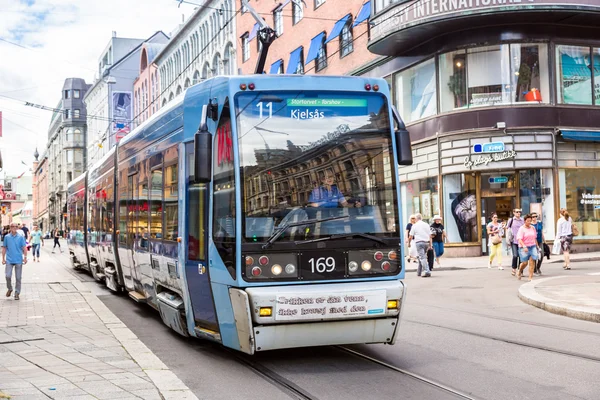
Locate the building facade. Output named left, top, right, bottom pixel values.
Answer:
left=47, top=78, right=90, bottom=231
left=154, top=0, right=236, bottom=108
left=85, top=31, right=169, bottom=167
left=32, top=149, right=49, bottom=232
left=133, top=43, right=166, bottom=127
left=236, top=0, right=375, bottom=76
left=0, top=175, right=32, bottom=228
left=364, top=1, right=600, bottom=256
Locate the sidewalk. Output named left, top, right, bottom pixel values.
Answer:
left=519, top=274, right=600, bottom=323
left=0, top=242, right=197, bottom=399
left=405, top=250, right=600, bottom=272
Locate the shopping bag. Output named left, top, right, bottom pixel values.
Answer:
left=427, top=248, right=435, bottom=270
left=552, top=238, right=561, bottom=255
left=409, top=244, right=418, bottom=258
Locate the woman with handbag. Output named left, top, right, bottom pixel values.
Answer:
left=556, top=208, right=574, bottom=270
left=531, top=213, right=545, bottom=275
left=487, top=213, right=505, bottom=269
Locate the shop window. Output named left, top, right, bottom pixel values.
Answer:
left=395, top=58, right=437, bottom=123
left=443, top=173, right=477, bottom=243
left=467, top=45, right=511, bottom=107
left=510, top=44, right=549, bottom=104
left=559, top=168, right=600, bottom=239
left=401, top=176, right=439, bottom=226
left=556, top=45, right=600, bottom=105
left=439, top=50, right=467, bottom=112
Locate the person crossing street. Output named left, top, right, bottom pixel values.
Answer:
left=2, top=223, right=28, bottom=300
left=30, top=225, right=44, bottom=262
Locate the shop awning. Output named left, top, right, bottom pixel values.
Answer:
left=325, top=14, right=351, bottom=44
left=353, top=1, right=371, bottom=27
left=248, top=23, right=259, bottom=41
left=305, top=32, right=326, bottom=65
left=269, top=59, right=283, bottom=74
left=286, top=47, right=303, bottom=74
left=561, top=130, right=600, bottom=142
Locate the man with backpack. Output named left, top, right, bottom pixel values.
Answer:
left=506, top=208, right=524, bottom=276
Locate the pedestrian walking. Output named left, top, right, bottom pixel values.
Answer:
left=2, top=223, right=28, bottom=300
left=506, top=208, right=524, bottom=276
left=516, top=214, right=539, bottom=281
left=408, top=213, right=433, bottom=277
left=405, top=215, right=418, bottom=263
left=52, top=228, right=63, bottom=253
left=487, top=213, right=505, bottom=269
left=430, top=215, right=447, bottom=267
left=20, top=224, right=30, bottom=241
left=30, top=225, right=44, bottom=262
left=531, top=213, right=545, bottom=275
left=556, top=208, right=573, bottom=270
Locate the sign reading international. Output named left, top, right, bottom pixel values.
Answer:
left=371, top=0, right=600, bottom=42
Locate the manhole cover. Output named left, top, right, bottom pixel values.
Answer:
left=450, top=286, right=484, bottom=289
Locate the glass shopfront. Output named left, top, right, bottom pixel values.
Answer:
left=443, top=173, right=477, bottom=243
left=559, top=168, right=600, bottom=239
left=556, top=46, right=600, bottom=105
left=400, top=176, right=439, bottom=224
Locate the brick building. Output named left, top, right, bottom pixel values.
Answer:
left=236, top=0, right=375, bottom=76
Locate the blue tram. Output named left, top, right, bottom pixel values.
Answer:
left=67, top=75, right=413, bottom=354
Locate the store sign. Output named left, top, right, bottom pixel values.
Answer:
left=474, top=142, right=505, bottom=154
left=371, top=0, right=600, bottom=42
left=581, top=193, right=600, bottom=206
left=464, top=150, right=517, bottom=169
left=489, top=176, right=508, bottom=184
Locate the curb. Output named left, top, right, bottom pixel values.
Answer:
left=548, top=256, right=600, bottom=264
left=518, top=276, right=600, bottom=323
left=71, top=280, right=199, bottom=400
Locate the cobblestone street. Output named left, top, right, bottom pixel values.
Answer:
left=0, top=241, right=196, bottom=400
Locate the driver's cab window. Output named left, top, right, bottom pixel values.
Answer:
left=212, top=99, right=236, bottom=278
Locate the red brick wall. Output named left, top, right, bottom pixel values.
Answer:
left=236, top=0, right=375, bottom=76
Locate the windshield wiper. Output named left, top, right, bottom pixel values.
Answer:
left=262, top=215, right=349, bottom=249
left=295, top=232, right=387, bottom=247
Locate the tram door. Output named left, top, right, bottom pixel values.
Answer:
left=134, top=163, right=156, bottom=305
left=184, top=143, right=219, bottom=332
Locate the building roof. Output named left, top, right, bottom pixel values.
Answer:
left=145, top=43, right=167, bottom=64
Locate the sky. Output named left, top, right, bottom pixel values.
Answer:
left=0, top=0, right=196, bottom=177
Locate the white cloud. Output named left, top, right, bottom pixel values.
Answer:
left=0, top=0, right=195, bottom=177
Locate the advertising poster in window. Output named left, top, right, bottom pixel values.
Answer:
left=444, top=174, right=478, bottom=243
left=112, top=91, right=132, bottom=141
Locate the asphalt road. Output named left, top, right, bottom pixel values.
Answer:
left=54, top=248, right=600, bottom=400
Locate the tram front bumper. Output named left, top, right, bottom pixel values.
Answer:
left=229, top=280, right=405, bottom=353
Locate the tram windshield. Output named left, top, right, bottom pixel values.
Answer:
left=235, top=91, right=400, bottom=244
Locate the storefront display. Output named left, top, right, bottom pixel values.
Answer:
left=443, top=173, right=477, bottom=243
left=559, top=168, right=600, bottom=239
left=401, top=176, right=439, bottom=223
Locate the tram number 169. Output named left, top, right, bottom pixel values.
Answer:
left=308, top=257, right=336, bottom=273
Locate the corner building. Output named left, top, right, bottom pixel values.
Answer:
left=365, top=1, right=600, bottom=256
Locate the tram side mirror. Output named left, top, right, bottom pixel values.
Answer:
left=395, top=128, right=413, bottom=166
left=391, top=105, right=413, bottom=166
left=194, top=105, right=213, bottom=183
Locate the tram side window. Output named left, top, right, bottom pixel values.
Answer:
left=118, top=170, right=128, bottom=245
left=212, top=100, right=236, bottom=279
left=186, top=143, right=206, bottom=261
left=138, top=161, right=150, bottom=250
left=164, top=146, right=178, bottom=242
left=88, top=187, right=96, bottom=244
left=150, top=168, right=163, bottom=239
left=76, top=193, right=84, bottom=242
left=106, top=182, right=114, bottom=241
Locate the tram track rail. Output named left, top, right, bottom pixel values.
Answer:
left=229, top=350, right=318, bottom=400
left=405, top=319, right=600, bottom=364
left=336, top=346, right=477, bottom=400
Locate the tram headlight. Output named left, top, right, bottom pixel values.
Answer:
left=245, top=256, right=254, bottom=266
left=285, top=264, right=296, bottom=274
left=361, top=261, right=372, bottom=271
left=348, top=261, right=359, bottom=272
left=271, top=264, right=282, bottom=276
left=388, top=251, right=398, bottom=261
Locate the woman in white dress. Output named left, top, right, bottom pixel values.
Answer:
left=556, top=208, right=573, bottom=270
left=487, top=213, right=505, bottom=269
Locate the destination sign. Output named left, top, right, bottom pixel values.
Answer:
left=287, top=99, right=368, bottom=107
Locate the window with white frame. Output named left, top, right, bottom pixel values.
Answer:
left=295, top=49, right=304, bottom=74
left=292, top=1, right=303, bottom=25
left=316, top=36, right=327, bottom=72
left=241, top=0, right=248, bottom=13
left=74, top=109, right=80, bottom=118
left=242, top=33, right=250, bottom=62
left=340, top=21, right=353, bottom=58
left=73, top=89, right=80, bottom=99
left=274, top=6, right=283, bottom=36
left=315, top=0, right=325, bottom=8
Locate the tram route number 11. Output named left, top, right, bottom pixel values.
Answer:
left=257, top=102, right=273, bottom=119
left=308, top=257, right=335, bottom=273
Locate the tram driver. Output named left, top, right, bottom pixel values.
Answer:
left=308, top=171, right=362, bottom=208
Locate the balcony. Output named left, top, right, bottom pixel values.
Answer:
left=369, top=1, right=600, bottom=56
